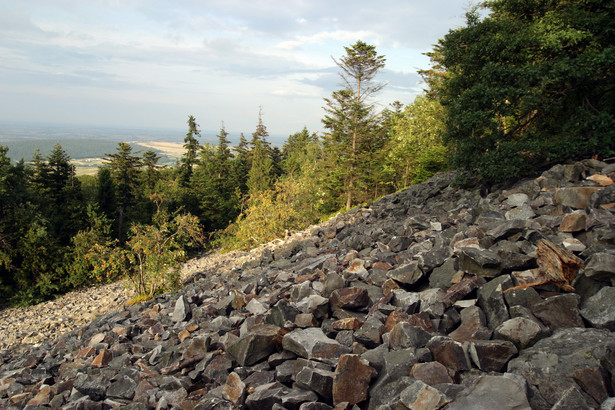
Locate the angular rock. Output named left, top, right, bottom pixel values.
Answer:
left=386, top=261, right=424, bottom=285
left=332, top=354, right=376, bottom=406
left=584, top=253, right=615, bottom=282
left=399, top=380, right=449, bottom=410
left=532, top=293, right=584, bottom=330
left=477, top=275, right=512, bottom=329
left=281, top=388, right=320, bottom=409
left=469, top=339, right=518, bottom=372
left=354, top=316, right=384, bottom=348
left=245, top=298, right=268, bottom=316
left=106, top=376, right=137, bottom=400
left=295, top=367, right=334, bottom=403
left=559, top=211, right=588, bottom=232
left=329, top=287, right=370, bottom=310
left=172, top=295, right=192, bottom=322
left=410, top=361, right=454, bottom=386
left=555, top=187, right=603, bottom=209
left=581, top=286, right=615, bottom=330
left=91, top=349, right=112, bottom=368
left=244, top=382, right=286, bottom=409
left=222, top=372, right=246, bottom=404
left=494, top=317, right=543, bottom=348
left=426, top=336, right=471, bottom=372
left=458, top=247, right=502, bottom=277
left=390, top=289, right=420, bottom=314
left=228, top=324, right=281, bottom=366
left=266, top=300, right=300, bottom=327
left=446, top=374, right=531, bottom=410
left=505, top=204, right=536, bottom=221
left=387, top=322, right=432, bottom=350
left=508, top=327, right=615, bottom=409
left=368, top=376, right=415, bottom=410
left=449, top=305, right=492, bottom=342
left=282, top=327, right=351, bottom=365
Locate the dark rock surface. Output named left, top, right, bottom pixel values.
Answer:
left=1, top=158, right=615, bottom=409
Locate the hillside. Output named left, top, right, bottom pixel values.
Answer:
left=1, top=159, right=615, bottom=409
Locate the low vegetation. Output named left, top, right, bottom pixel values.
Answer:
left=0, top=0, right=613, bottom=306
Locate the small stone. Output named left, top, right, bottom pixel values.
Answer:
left=561, top=237, right=586, bottom=252
left=246, top=298, right=268, bottom=315
left=387, top=322, right=432, bottom=350
left=506, top=193, right=530, bottom=207
left=295, top=313, right=320, bottom=328
left=381, top=279, right=400, bottom=298
left=178, top=329, right=192, bottom=342
left=107, top=376, right=138, bottom=400
left=91, top=349, right=112, bottom=368
left=587, top=174, right=613, bottom=186
left=27, top=385, right=53, bottom=406
left=223, top=372, right=246, bottom=404
left=172, top=295, right=192, bottom=323
left=354, top=316, right=384, bottom=348
left=399, top=380, right=449, bottom=410
left=88, top=333, right=106, bottom=347
left=559, top=211, right=588, bottom=232
left=449, top=305, right=492, bottom=342
left=505, top=205, right=536, bottom=221
left=332, top=317, right=363, bottom=330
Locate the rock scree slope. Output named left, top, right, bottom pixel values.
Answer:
left=2, top=158, right=615, bottom=409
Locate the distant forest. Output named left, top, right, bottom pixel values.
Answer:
left=1, top=0, right=613, bottom=307
left=2, top=139, right=175, bottom=165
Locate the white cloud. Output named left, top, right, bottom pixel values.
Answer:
left=0, top=0, right=471, bottom=135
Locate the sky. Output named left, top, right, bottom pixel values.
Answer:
left=0, top=1, right=474, bottom=138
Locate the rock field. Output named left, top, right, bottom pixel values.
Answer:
left=1, top=158, right=615, bottom=409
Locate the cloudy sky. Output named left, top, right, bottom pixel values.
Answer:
left=0, top=1, right=474, bottom=137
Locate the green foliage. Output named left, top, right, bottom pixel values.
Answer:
left=321, top=41, right=390, bottom=211
left=66, top=205, right=114, bottom=287
left=219, top=177, right=320, bottom=250
left=125, top=206, right=204, bottom=297
left=430, top=0, right=615, bottom=182
left=180, top=115, right=202, bottom=185
left=385, top=95, right=450, bottom=189
left=103, top=142, right=142, bottom=241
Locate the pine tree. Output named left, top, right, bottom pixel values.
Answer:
left=103, top=142, right=142, bottom=243
left=142, top=149, right=161, bottom=191
left=321, top=41, right=387, bottom=211
left=231, top=133, right=250, bottom=196
left=180, top=115, right=202, bottom=185
left=247, top=109, right=275, bottom=195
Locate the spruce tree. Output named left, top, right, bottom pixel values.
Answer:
left=103, top=142, right=141, bottom=243
left=321, top=41, right=387, bottom=211
left=180, top=115, right=202, bottom=185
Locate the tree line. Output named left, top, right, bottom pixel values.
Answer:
left=1, top=0, right=612, bottom=306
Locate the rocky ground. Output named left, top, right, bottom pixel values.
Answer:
left=1, top=159, right=615, bottom=409
left=0, top=246, right=270, bottom=350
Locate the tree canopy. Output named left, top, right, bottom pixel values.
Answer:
left=429, top=0, right=615, bottom=182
